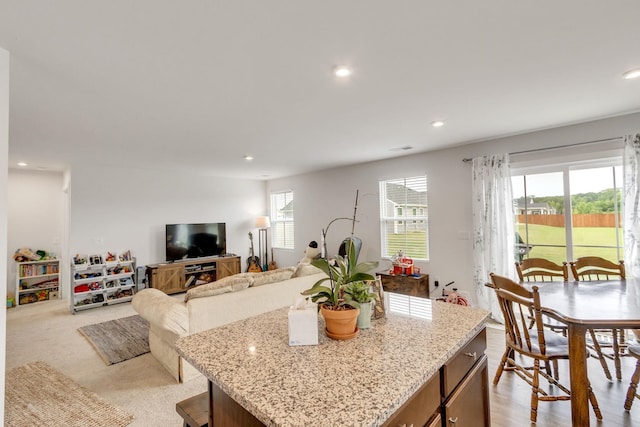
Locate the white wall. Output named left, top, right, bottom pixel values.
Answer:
left=0, top=45, right=10, bottom=423
left=7, top=170, right=65, bottom=291
left=68, top=164, right=266, bottom=289
left=267, top=112, right=640, bottom=303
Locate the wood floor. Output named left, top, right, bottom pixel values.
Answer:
left=486, top=325, right=640, bottom=426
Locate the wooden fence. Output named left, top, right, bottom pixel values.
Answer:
left=516, top=213, right=621, bottom=228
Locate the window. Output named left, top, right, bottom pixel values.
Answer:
left=270, top=190, right=294, bottom=249
left=512, top=161, right=623, bottom=264
left=379, top=176, right=429, bottom=259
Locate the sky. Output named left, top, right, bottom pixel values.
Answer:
left=512, top=166, right=623, bottom=198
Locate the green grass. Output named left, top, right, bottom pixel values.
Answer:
left=386, top=232, right=428, bottom=259
left=383, top=223, right=623, bottom=264
left=516, top=223, right=623, bottom=264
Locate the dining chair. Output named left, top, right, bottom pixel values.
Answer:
left=516, top=258, right=569, bottom=282
left=569, top=256, right=625, bottom=281
left=489, top=273, right=602, bottom=423
left=624, top=345, right=640, bottom=411
left=515, top=258, right=569, bottom=337
left=570, top=256, right=626, bottom=381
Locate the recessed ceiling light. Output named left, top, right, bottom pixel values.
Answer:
left=243, top=155, right=254, bottom=161
left=431, top=120, right=445, bottom=128
left=334, top=66, right=352, bottom=78
left=623, top=68, right=640, bottom=80
left=17, top=162, right=27, bottom=167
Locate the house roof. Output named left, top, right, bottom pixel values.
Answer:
left=385, top=183, right=427, bottom=207
left=1, top=2, right=639, bottom=179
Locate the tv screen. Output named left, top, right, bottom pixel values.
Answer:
left=166, top=223, right=226, bottom=262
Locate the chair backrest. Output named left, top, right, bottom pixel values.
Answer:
left=490, top=273, right=547, bottom=356
left=515, top=258, right=568, bottom=282
left=569, top=256, right=625, bottom=281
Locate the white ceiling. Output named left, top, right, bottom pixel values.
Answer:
left=1, top=1, right=639, bottom=179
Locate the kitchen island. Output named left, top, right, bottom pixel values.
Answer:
left=176, top=297, right=490, bottom=427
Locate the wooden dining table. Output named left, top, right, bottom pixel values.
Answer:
left=526, top=279, right=640, bottom=426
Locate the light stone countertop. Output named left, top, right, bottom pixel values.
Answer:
left=176, top=298, right=490, bottom=427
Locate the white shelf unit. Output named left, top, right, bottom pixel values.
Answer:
left=15, top=259, right=61, bottom=306
left=70, top=252, right=136, bottom=313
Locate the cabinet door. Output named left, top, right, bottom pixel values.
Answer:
left=381, top=371, right=440, bottom=427
left=427, top=412, right=442, bottom=427
left=217, top=257, right=240, bottom=280
left=443, top=356, right=490, bottom=427
left=149, top=264, right=185, bottom=294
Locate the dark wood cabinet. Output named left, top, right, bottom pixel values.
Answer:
left=441, top=328, right=490, bottom=427
left=199, top=326, right=489, bottom=427
left=378, top=272, right=429, bottom=298
left=443, top=356, right=489, bottom=426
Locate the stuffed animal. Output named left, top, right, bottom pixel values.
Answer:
left=300, top=241, right=321, bottom=264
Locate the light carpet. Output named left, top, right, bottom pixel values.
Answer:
left=78, top=314, right=150, bottom=365
left=5, top=361, right=134, bottom=427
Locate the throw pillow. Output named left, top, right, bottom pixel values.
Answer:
left=185, top=275, right=254, bottom=302
left=292, top=263, right=323, bottom=278
left=250, top=267, right=296, bottom=287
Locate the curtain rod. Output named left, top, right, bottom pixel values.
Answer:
left=461, top=136, right=622, bottom=163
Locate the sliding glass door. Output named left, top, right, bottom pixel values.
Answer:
left=512, top=162, right=623, bottom=265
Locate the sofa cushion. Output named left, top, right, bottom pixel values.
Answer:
left=132, top=288, right=188, bottom=339
left=292, top=263, right=323, bottom=278
left=187, top=271, right=327, bottom=334
left=250, top=267, right=296, bottom=287
left=184, top=274, right=255, bottom=302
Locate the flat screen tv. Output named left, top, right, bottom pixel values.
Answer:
left=165, top=222, right=226, bottom=262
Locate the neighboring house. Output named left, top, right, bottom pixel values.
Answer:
left=278, top=200, right=294, bottom=220
left=515, top=197, right=556, bottom=215
left=383, top=183, right=427, bottom=233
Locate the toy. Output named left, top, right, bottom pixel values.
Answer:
left=436, top=281, right=469, bottom=306
left=300, top=241, right=321, bottom=264
left=13, top=247, right=42, bottom=262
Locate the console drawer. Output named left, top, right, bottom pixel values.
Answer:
left=442, top=328, right=487, bottom=396
left=382, top=370, right=441, bottom=427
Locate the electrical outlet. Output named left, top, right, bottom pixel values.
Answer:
left=434, top=276, right=440, bottom=287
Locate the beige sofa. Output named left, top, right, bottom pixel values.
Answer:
left=132, top=265, right=324, bottom=382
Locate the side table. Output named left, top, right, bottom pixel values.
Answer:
left=378, top=273, right=429, bottom=298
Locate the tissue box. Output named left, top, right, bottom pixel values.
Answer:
left=288, top=303, right=318, bottom=346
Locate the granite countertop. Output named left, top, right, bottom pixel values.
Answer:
left=176, top=299, right=490, bottom=427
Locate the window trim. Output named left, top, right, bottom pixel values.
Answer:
left=269, top=190, right=294, bottom=250
left=379, top=175, right=429, bottom=260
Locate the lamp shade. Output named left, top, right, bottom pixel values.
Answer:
left=255, top=216, right=271, bottom=229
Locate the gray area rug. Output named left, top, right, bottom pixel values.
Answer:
left=5, top=361, right=134, bottom=427
left=78, top=314, right=150, bottom=365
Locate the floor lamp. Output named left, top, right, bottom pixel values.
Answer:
left=255, top=216, right=270, bottom=271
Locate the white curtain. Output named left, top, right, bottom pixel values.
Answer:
left=624, top=133, right=640, bottom=278
left=472, top=154, right=515, bottom=322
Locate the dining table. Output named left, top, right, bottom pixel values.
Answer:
left=526, top=279, right=640, bottom=426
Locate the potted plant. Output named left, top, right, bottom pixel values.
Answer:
left=302, top=237, right=378, bottom=339
left=343, top=280, right=379, bottom=329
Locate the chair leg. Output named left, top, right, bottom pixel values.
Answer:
left=612, top=329, right=622, bottom=381
left=589, top=328, right=613, bottom=380
left=624, top=358, right=640, bottom=411
left=530, top=359, right=540, bottom=423
left=588, top=383, right=603, bottom=420
left=494, top=348, right=510, bottom=385
left=552, top=359, right=559, bottom=381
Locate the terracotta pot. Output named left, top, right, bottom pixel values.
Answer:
left=321, top=305, right=359, bottom=339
